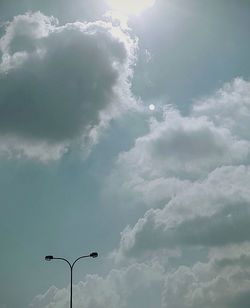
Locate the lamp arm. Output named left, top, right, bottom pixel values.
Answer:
left=53, top=257, right=72, bottom=269
left=71, top=255, right=90, bottom=269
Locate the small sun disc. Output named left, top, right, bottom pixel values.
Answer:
left=149, top=104, right=155, bottom=111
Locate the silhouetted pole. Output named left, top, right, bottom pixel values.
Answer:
left=45, top=252, right=98, bottom=308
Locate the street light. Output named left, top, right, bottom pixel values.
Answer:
left=45, top=252, right=98, bottom=308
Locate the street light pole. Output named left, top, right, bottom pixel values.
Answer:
left=45, top=252, right=98, bottom=308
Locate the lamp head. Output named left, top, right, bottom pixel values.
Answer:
left=45, top=255, right=54, bottom=261
left=89, top=252, right=98, bottom=258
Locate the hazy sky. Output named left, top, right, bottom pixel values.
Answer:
left=0, top=1, right=250, bottom=308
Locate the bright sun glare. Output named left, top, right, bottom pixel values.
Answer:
left=106, top=0, right=155, bottom=16
left=149, top=104, right=155, bottom=111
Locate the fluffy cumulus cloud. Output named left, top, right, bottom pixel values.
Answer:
left=114, top=165, right=250, bottom=260
left=105, top=80, right=250, bottom=212
left=116, top=106, right=250, bottom=182
left=0, top=12, right=136, bottom=161
left=192, top=78, right=250, bottom=141
left=163, top=244, right=250, bottom=308
left=25, top=47, right=250, bottom=306
left=111, top=78, right=250, bottom=256
left=99, top=78, right=250, bottom=307
left=33, top=247, right=250, bottom=308
left=30, top=262, right=164, bottom=308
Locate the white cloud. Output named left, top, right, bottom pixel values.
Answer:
left=117, top=108, right=249, bottom=180
left=30, top=262, right=164, bottom=308
left=0, top=12, right=137, bottom=161
left=114, top=165, right=250, bottom=261
left=192, top=78, right=250, bottom=141
left=106, top=78, right=250, bottom=210
left=0, top=136, right=68, bottom=162
left=163, top=245, right=250, bottom=308
left=105, top=90, right=250, bottom=212
left=98, top=78, right=250, bottom=308
left=33, top=247, right=250, bottom=308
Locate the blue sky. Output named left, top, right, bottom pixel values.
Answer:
left=0, top=1, right=250, bottom=308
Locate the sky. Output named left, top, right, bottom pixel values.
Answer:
left=0, top=0, right=250, bottom=307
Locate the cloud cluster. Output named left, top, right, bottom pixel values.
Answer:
left=163, top=244, right=250, bottom=308
left=23, top=16, right=250, bottom=307
left=105, top=80, right=250, bottom=214
left=111, top=78, right=250, bottom=257
left=30, top=262, right=164, bottom=308
left=0, top=12, right=136, bottom=161
left=99, top=78, right=250, bottom=307
left=32, top=246, right=250, bottom=308
left=116, top=109, right=249, bottom=180
left=29, top=75, right=250, bottom=307
left=193, top=78, right=250, bottom=141
left=114, top=165, right=250, bottom=260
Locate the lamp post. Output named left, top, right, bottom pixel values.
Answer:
left=45, top=252, right=98, bottom=308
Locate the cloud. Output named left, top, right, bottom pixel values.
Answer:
left=105, top=77, right=250, bottom=210
left=0, top=12, right=137, bottom=161
left=106, top=79, right=250, bottom=262
left=33, top=247, right=250, bottom=308
left=100, top=77, right=250, bottom=308
left=192, top=78, right=250, bottom=141
left=116, top=108, right=249, bottom=181
left=162, top=245, right=250, bottom=308
left=105, top=79, right=250, bottom=212
left=113, top=165, right=250, bottom=260
left=30, top=262, right=164, bottom=308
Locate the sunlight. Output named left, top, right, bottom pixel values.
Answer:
left=106, top=0, right=155, bottom=16
left=149, top=104, right=155, bottom=111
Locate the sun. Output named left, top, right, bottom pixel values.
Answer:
left=149, top=104, right=155, bottom=111
left=106, top=0, right=155, bottom=16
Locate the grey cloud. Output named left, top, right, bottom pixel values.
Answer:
left=108, top=78, right=250, bottom=261
left=107, top=79, right=250, bottom=213
left=168, top=202, right=250, bottom=247
left=192, top=78, right=250, bottom=141
left=162, top=249, right=250, bottom=308
left=214, top=255, right=250, bottom=270
left=114, top=166, right=250, bottom=260
left=31, top=262, right=164, bottom=308
left=120, top=202, right=250, bottom=256
left=115, top=108, right=249, bottom=182
left=0, top=12, right=136, bottom=160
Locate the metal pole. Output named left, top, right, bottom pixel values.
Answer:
left=70, top=265, right=73, bottom=308
left=45, top=253, right=98, bottom=308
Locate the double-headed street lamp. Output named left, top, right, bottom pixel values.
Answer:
left=45, top=252, right=98, bottom=308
